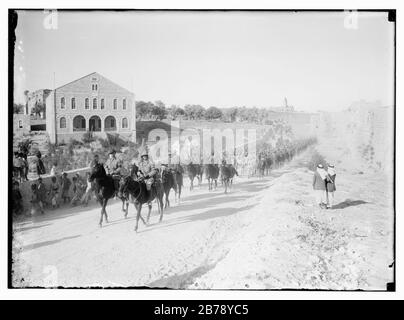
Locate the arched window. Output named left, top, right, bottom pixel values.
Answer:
left=85, top=98, right=89, bottom=109
left=122, top=117, right=128, bottom=129
left=60, top=117, right=66, bottom=129
left=71, top=98, right=76, bottom=109
left=105, top=116, right=117, bottom=131
left=122, top=98, right=126, bottom=110
left=113, top=99, right=117, bottom=110
left=89, top=116, right=101, bottom=132
left=93, top=98, right=97, bottom=109
left=101, top=98, right=105, bottom=109
left=73, top=115, right=86, bottom=131
left=18, top=120, right=23, bottom=129
left=61, top=97, right=65, bottom=109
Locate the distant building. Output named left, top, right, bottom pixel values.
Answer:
left=26, top=89, right=51, bottom=118
left=13, top=114, right=30, bottom=134
left=269, top=97, right=295, bottom=113
left=45, top=72, right=136, bottom=144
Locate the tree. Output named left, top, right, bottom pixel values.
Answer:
left=152, top=100, right=167, bottom=120
left=167, top=105, right=185, bottom=120
left=136, top=101, right=152, bottom=120
left=184, top=104, right=205, bottom=120
left=13, top=103, right=24, bottom=114
left=205, top=106, right=223, bottom=120
left=31, top=101, right=46, bottom=117
left=222, top=107, right=238, bottom=122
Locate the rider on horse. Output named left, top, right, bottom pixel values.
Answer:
left=104, top=150, right=122, bottom=196
left=137, top=148, right=158, bottom=197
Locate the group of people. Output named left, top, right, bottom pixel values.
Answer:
left=12, top=169, right=95, bottom=217
left=13, top=150, right=46, bottom=183
left=312, top=163, right=337, bottom=209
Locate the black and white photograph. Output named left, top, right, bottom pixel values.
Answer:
left=7, top=8, right=396, bottom=292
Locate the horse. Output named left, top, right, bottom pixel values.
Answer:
left=264, top=157, right=273, bottom=176
left=196, top=164, right=203, bottom=186
left=172, top=164, right=183, bottom=203
left=220, top=164, right=231, bottom=194
left=228, top=164, right=239, bottom=186
left=88, top=164, right=116, bottom=227
left=118, top=175, right=164, bottom=232
left=186, top=163, right=199, bottom=190
left=256, top=158, right=266, bottom=178
left=161, top=167, right=177, bottom=208
left=204, top=164, right=219, bottom=191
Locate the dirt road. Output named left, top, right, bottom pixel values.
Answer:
left=12, top=146, right=394, bottom=289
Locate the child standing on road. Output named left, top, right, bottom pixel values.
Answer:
left=60, top=172, right=72, bottom=204
left=326, top=164, right=336, bottom=209
left=81, top=172, right=93, bottom=206
left=37, top=177, right=48, bottom=210
left=30, top=183, right=44, bottom=215
left=12, top=180, right=23, bottom=216
left=313, top=163, right=327, bottom=209
left=71, top=176, right=85, bottom=206
left=49, top=176, right=60, bottom=209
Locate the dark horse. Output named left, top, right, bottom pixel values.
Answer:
left=118, top=175, right=164, bottom=232
left=204, top=164, right=220, bottom=191
left=161, top=165, right=183, bottom=208
left=88, top=164, right=116, bottom=227
left=186, top=163, right=202, bottom=190
left=228, top=164, right=239, bottom=186
left=220, top=162, right=232, bottom=194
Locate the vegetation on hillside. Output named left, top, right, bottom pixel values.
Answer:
left=136, top=100, right=292, bottom=125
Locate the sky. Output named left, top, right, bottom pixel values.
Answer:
left=13, top=10, right=395, bottom=112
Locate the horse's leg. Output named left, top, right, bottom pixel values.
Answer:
left=124, top=199, right=129, bottom=218
left=158, top=193, right=164, bottom=222
left=165, top=190, right=169, bottom=208
left=134, top=203, right=142, bottom=232
left=178, top=183, right=181, bottom=203
left=167, top=189, right=170, bottom=208
left=147, top=201, right=152, bottom=223
left=103, top=198, right=109, bottom=223
left=98, top=206, right=103, bottom=227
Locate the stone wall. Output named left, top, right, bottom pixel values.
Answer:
left=13, top=114, right=30, bottom=134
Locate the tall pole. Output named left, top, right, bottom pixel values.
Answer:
left=53, top=72, right=57, bottom=145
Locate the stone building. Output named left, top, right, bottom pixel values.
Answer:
left=45, top=72, right=136, bottom=144
left=26, top=89, right=51, bottom=118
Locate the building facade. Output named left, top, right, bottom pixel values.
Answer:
left=27, top=89, right=51, bottom=118
left=46, top=72, right=136, bottom=144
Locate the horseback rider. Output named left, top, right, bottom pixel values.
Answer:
left=137, top=148, right=158, bottom=196
left=90, top=154, right=100, bottom=169
left=104, top=150, right=122, bottom=195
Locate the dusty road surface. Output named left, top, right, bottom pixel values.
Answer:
left=12, top=146, right=394, bottom=290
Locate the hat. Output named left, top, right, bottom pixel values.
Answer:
left=109, top=150, right=116, bottom=155
left=328, top=164, right=334, bottom=168
left=317, top=164, right=324, bottom=168
left=139, top=147, right=148, bottom=157
left=62, top=172, right=67, bottom=176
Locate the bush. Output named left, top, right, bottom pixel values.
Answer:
left=97, top=137, right=110, bottom=149
left=82, top=131, right=95, bottom=144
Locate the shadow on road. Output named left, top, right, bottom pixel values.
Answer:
left=148, top=263, right=217, bottom=289
left=142, top=203, right=256, bottom=234
left=332, top=199, right=368, bottom=209
left=22, top=235, right=81, bottom=252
